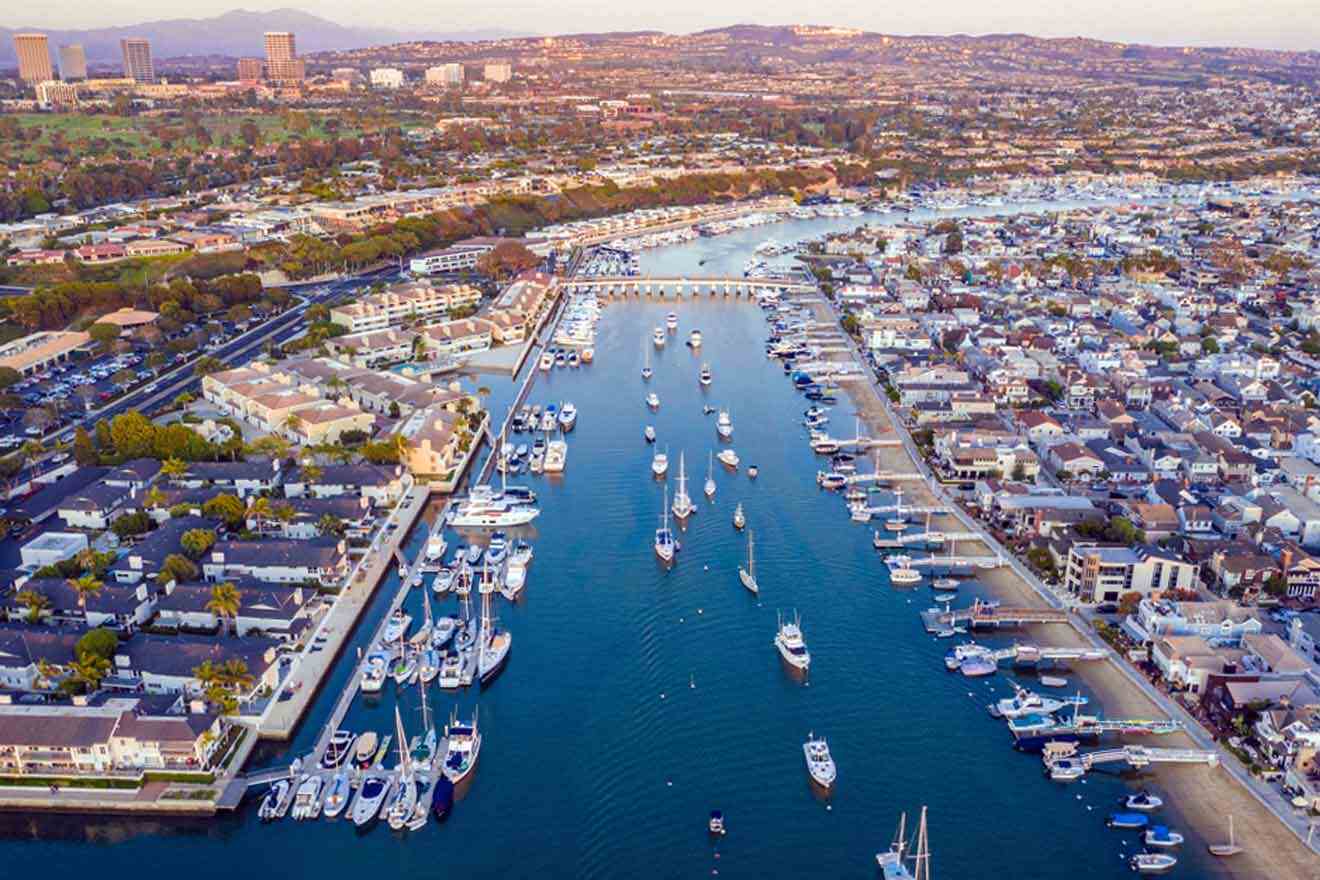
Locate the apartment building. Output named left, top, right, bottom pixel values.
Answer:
left=1064, top=543, right=1199, bottom=605
left=120, top=38, right=155, bottom=84
left=329, top=282, right=481, bottom=333
left=12, top=34, right=53, bottom=84
left=426, top=63, right=464, bottom=86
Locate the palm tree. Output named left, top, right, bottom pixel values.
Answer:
left=205, top=582, right=242, bottom=636
left=74, top=546, right=99, bottom=573
left=15, top=589, right=50, bottom=623
left=67, top=653, right=111, bottom=694
left=66, top=573, right=103, bottom=616
left=317, top=513, right=344, bottom=537
left=218, top=659, right=255, bottom=693
left=160, top=457, right=189, bottom=481
left=284, top=413, right=304, bottom=440
left=301, top=463, right=323, bottom=483
left=246, top=496, right=272, bottom=534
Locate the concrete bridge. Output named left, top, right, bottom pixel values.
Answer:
left=565, top=275, right=817, bottom=298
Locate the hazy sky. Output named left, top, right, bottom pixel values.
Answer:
left=9, top=0, right=1320, bottom=51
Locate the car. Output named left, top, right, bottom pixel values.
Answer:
left=50, top=452, right=69, bottom=464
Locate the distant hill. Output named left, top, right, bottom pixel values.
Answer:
left=0, top=8, right=524, bottom=64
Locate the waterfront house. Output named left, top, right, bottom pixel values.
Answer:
left=1133, top=598, right=1262, bottom=642
left=1240, top=633, right=1312, bottom=676
left=1063, top=543, right=1198, bottom=605
left=110, top=634, right=280, bottom=701
left=102, top=459, right=162, bottom=491
left=108, top=517, right=219, bottom=586
left=202, top=538, right=349, bottom=587
left=5, top=578, right=155, bottom=632
left=0, top=624, right=81, bottom=691
left=153, top=578, right=311, bottom=639
left=284, top=464, right=405, bottom=506
left=1150, top=635, right=1231, bottom=693
left=244, top=496, right=370, bottom=540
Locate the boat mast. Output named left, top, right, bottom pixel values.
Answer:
left=395, top=705, right=411, bottom=781
left=913, top=806, right=930, bottom=880
left=748, top=529, right=755, bottom=578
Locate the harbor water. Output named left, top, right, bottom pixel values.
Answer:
left=0, top=207, right=1224, bottom=877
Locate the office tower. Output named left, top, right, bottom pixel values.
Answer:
left=13, top=33, right=54, bottom=84
left=58, top=44, right=87, bottom=81
left=120, top=37, right=156, bottom=84
left=483, top=62, right=512, bottom=83
left=264, top=31, right=304, bottom=83
left=425, top=63, right=464, bottom=86
left=237, top=57, right=264, bottom=84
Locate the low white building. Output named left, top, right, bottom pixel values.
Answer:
left=19, top=532, right=89, bottom=570
left=369, top=67, right=405, bottom=89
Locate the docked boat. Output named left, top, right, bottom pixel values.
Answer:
left=699, top=363, right=712, bottom=386
left=644, top=425, right=656, bottom=443
left=438, top=653, right=462, bottom=689
left=502, top=559, right=527, bottom=599
left=989, top=685, right=1088, bottom=720
left=733, top=503, right=745, bottom=530
left=655, top=487, right=677, bottom=564
left=386, top=778, right=418, bottom=831
left=932, top=577, right=959, bottom=591
left=441, top=709, right=482, bottom=784
left=432, top=567, right=456, bottom=595
left=360, top=654, right=387, bottom=693
left=1125, top=791, right=1163, bottom=811
left=739, top=530, right=759, bottom=595
left=717, top=449, right=740, bottom=469
left=350, top=774, right=391, bottom=826
left=1130, top=853, right=1177, bottom=874
left=943, top=642, right=992, bottom=671
left=290, top=775, right=323, bottom=820
left=321, top=772, right=352, bottom=818
left=382, top=610, right=411, bottom=643
left=391, top=651, right=417, bottom=685
left=716, top=409, right=733, bottom=440
left=425, top=534, right=448, bottom=563
left=1047, top=756, right=1086, bottom=781
left=672, top=452, right=695, bottom=520
left=319, top=729, right=356, bottom=769
left=960, top=655, right=997, bottom=677
left=1108, top=812, right=1151, bottom=829
left=431, top=615, right=458, bottom=649
left=653, top=327, right=666, bottom=348
left=802, top=734, right=837, bottom=788
left=886, top=555, right=923, bottom=587
left=652, top=449, right=669, bottom=477
left=538, top=351, right=553, bottom=371
left=478, top=595, right=512, bottom=687
left=1144, top=826, right=1184, bottom=848
left=258, top=779, right=289, bottom=821
left=464, top=544, right=484, bottom=567
left=558, top=402, right=577, bottom=431
left=543, top=440, right=567, bottom=473
left=1039, top=675, right=1070, bottom=688
left=430, top=777, right=455, bottom=822
left=419, top=649, right=441, bottom=684
left=688, top=329, right=702, bottom=348
left=646, top=392, right=660, bottom=410
left=486, top=532, right=509, bottom=566
left=774, top=610, right=811, bottom=670
left=353, top=731, right=379, bottom=768
left=819, top=471, right=847, bottom=491
left=449, top=498, right=540, bottom=528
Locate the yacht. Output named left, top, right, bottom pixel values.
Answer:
left=353, top=731, right=379, bottom=768
left=944, top=643, right=992, bottom=671
left=733, top=503, right=745, bottom=530
left=382, top=610, right=411, bottom=643
left=539, top=405, right=558, bottom=432
left=716, top=409, right=733, bottom=439
left=431, top=615, right=458, bottom=649
left=558, top=402, right=577, bottom=431
left=653, top=327, right=666, bottom=348
left=709, top=810, right=726, bottom=835
left=543, top=440, right=567, bottom=473
left=290, top=775, right=323, bottom=820
left=350, top=774, right=391, bottom=826
left=655, top=487, right=677, bottom=564
left=502, top=559, right=527, bottom=599
left=1125, top=790, right=1163, bottom=811
left=802, top=734, right=837, bottom=788
left=319, top=729, right=356, bottom=769
left=425, top=534, right=448, bottom=563
left=699, top=363, right=712, bottom=386
left=321, top=772, right=352, bottom=818
left=774, top=611, right=810, bottom=669
left=538, top=351, right=554, bottom=371
left=1130, top=853, right=1177, bottom=874
left=644, top=425, right=656, bottom=444
left=666, top=311, right=678, bottom=331
left=704, top=452, right=716, bottom=499
left=652, top=449, right=669, bottom=477
left=687, top=329, right=702, bottom=348
left=486, top=532, right=509, bottom=566
left=671, top=452, right=695, bottom=520
left=360, top=654, right=387, bottom=693
left=510, top=540, right=533, bottom=567
left=442, top=709, right=482, bottom=784
left=646, top=392, right=660, bottom=410
left=717, top=449, right=740, bottom=469
left=989, top=685, right=1088, bottom=719
left=419, top=649, right=441, bottom=684
left=438, top=653, right=462, bottom=689
left=449, top=498, right=540, bottom=528
left=886, top=555, right=923, bottom=587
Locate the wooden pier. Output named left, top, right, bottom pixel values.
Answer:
left=921, top=600, right=1069, bottom=631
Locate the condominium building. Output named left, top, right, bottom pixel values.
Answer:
left=483, top=62, right=512, bottom=83
left=237, top=57, right=264, bottom=84
left=1063, top=543, right=1199, bottom=605
left=370, top=67, right=405, bottom=89
left=425, top=63, right=464, bottom=86
left=13, top=34, right=53, bottom=84
left=120, top=38, right=155, bottom=84
left=58, top=44, right=87, bottom=80
left=264, top=31, right=304, bottom=83
left=329, top=283, right=481, bottom=333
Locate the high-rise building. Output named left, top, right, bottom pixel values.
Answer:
left=264, top=31, right=304, bottom=83
left=483, top=62, right=512, bottom=83
left=58, top=44, right=87, bottom=81
left=120, top=37, right=156, bottom=84
left=13, top=34, right=54, bottom=85
left=425, top=63, right=465, bottom=87
left=237, top=57, right=264, bottom=84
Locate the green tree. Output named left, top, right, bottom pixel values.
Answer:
left=75, top=627, right=119, bottom=661
left=72, top=426, right=99, bottom=466
left=205, top=582, right=242, bottom=636
left=65, top=652, right=111, bottom=694
left=158, top=553, right=198, bottom=585
left=88, top=323, right=122, bottom=349
left=193, top=356, right=226, bottom=377
left=246, top=496, right=272, bottom=533
left=180, top=528, right=218, bottom=559
left=109, top=411, right=157, bottom=459
left=66, top=573, right=104, bottom=614
left=0, top=367, right=21, bottom=390
left=16, top=589, right=50, bottom=623
left=110, top=511, right=153, bottom=539
left=160, top=457, right=189, bottom=480
left=202, top=493, right=245, bottom=528
left=317, top=513, right=344, bottom=537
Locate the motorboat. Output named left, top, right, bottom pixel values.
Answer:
left=360, top=654, right=387, bottom=693
left=716, top=409, right=733, bottom=439
left=431, top=777, right=455, bottom=822
left=1108, top=812, right=1151, bottom=829
left=486, top=532, right=509, bottom=566
left=704, top=452, right=717, bottom=499
left=775, top=611, right=811, bottom=670
left=510, top=540, right=533, bottom=566
left=538, top=352, right=553, bottom=371
left=568, top=351, right=580, bottom=368
left=960, top=655, right=997, bottom=677
left=419, top=649, right=441, bottom=684
left=290, top=775, right=323, bottom=820
left=391, top=651, right=418, bottom=685
left=702, top=404, right=716, bottom=415
left=431, top=615, right=458, bottom=649
left=644, top=425, right=656, bottom=443
left=449, top=498, right=540, bottom=528
left=258, top=779, right=288, bottom=821
left=646, top=392, right=660, bottom=410
left=653, top=327, right=666, bottom=348
left=666, top=311, right=678, bottom=331
left=319, top=729, right=356, bottom=769
left=699, top=363, right=712, bottom=386
left=581, top=348, right=594, bottom=364
left=886, top=555, right=923, bottom=587
left=464, top=545, right=484, bottom=567
left=818, top=471, right=847, bottom=491
left=989, top=685, right=1088, bottom=720
left=351, top=775, right=391, bottom=826
left=321, top=772, right=352, bottom=818
left=943, top=643, right=991, bottom=671
left=655, top=487, right=678, bottom=564
left=382, top=610, right=411, bottom=643
left=652, top=450, right=669, bottom=477
left=1130, top=853, right=1177, bottom=874
left=802, top=734, right=837, bottom=788
left=442, top=710, right=482, bottom=784
left=438, top=653, right=462, bottom=689
left=1047, top=757, right=1086, bottom=781
left=503, top=560, right=527, bottom=599
left=1125, top=791, right=1163, bottom=811
left=688, top=329, right=702, bottom=348
left=672, top=452, right=694, bottom=520
left=540, top=405, right=558, bottom=432
left=385, top=777, right=418, bottom=831
left=717, top=449, right=739, bottom=469
left=432, top=567, right=456, bottom=595
left=558, top=402, right=577, bottom=431
left=747, top=465, right=758, bottom=479
left=425, top=534, right=448, bottom=563
left=932, top=577, right=959, bottom=591
left=733, top=503, right=745, bottom=530
left=708, top=810, right=726, bottom=835
left=353, top=731, right=379, bottom=768
left=1144, top=826, right=1184, bottom=848
left=543, top=440, right=567, bottom=473
left=739, top=530, right=759, bottom=595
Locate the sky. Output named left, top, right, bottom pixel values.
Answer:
left=8, top=0, right=1320, bottom=52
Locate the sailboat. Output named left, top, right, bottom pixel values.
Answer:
left=655, top=486, right=677, bottom=564
left=876, top=806, right=932, bottom=880
left=672, top=452, right=694, bottom=520
left=478, top=589, right=512, bottom=687
left=410, top=678, right=438, bottom=770
left=385, top=706, right=418, bottom=830
left=739, top=529, right=758, bottom=594
left=1208, top=814, right=1243, bottom=857
left=704, top=451, right=716, bottom=499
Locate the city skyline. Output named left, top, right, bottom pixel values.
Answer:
left=3, top=1, right=1320, bottom=52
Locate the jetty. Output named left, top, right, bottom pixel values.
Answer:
left=921, top=600, right=1070, bottom=631
left=988, top=644, right=1108, bottom=663
left=1042, top=742, right=1219, bottom=777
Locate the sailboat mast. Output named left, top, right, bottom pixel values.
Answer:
left=749, top=529, right=755, bottom=576
left=913, top=806, right=930, bottom=880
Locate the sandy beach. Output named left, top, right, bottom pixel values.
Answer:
left=812, top=301, right=1319, bottom=879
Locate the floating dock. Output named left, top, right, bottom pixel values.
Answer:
left=921, top=600, right=1070, bottom=632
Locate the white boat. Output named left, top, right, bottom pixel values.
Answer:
left=875, top=808, right=931, bottom=880
left=653, top=327, right=665, bottom=348
left=351, top=775, right=391, bottom=827
left=644, top=425, right=656, bottom=443
left=353, top=732, right=379, bottom=769
left=258, top=779, right=289, bottom=820
left=802, top=734, right=837, bottom=788
left=699, top=363, right=712, bottom=386
left=360, top=654, right=387, bottom=693
left=425, top=534, right=448, bottom=562
left=641, top=343, right=652, bottom=381
left=385, top=708, right=417, bottom=830
left=502, top=560, right=527, bottom=599
left=717, top=448, right=740, bottom=469
left=655, top=486, right=677, bottom=564
left=1208, top=815, right=1243, bottom=857
left=672, top=452, right=694, bottom=520
left=290, top=775, right=323, bottom=820
left=704, top=452, right=716, bottom=498
left=382, top=610, right=411, bottom=643
left=391, top=651, right=417, bottom=685
left=538, top=351, right=554, bottom=371
left=774, top=610, right=810, bottom=669
left=666, top=311, right=678, bottom=331
left=716, top=409, right=733, bottom=439
left=543, top=439, right=567, bottom=473
left=441, top=708, right=482, bottom=784
left=688, top=329, right=702, bottom=348
left=321, top=772, right=352, bottom=818
left=319, top=729, right=356, bottom=769
left=733, top=503, right=745, bottom=530
left=419, top=649, right=441, bottom=684
left=989, top=685, right=1087, bottom=719
left=478, top=592, right=512, bottom=687
left=651, top=449, right=669, bottom=477
left=739, top=530, right=759, bottom=595
left=1125, top=790, right=1163, bottom=811
left=886, top=555, right=922, bottom=587
left=646, top=392, right=660, bottom=410
left=558, top=402, right=577, bottom=431
left=449, top=500, right=540, bottom=528
left=438, top=653, right=462, bottom=689
left=1130, top=853, right=1177, bottom=874
left=1144, top=826, right=1185, bottom=848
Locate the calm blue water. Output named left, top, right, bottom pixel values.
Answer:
left=0, top=210, right=1223, bottom=878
